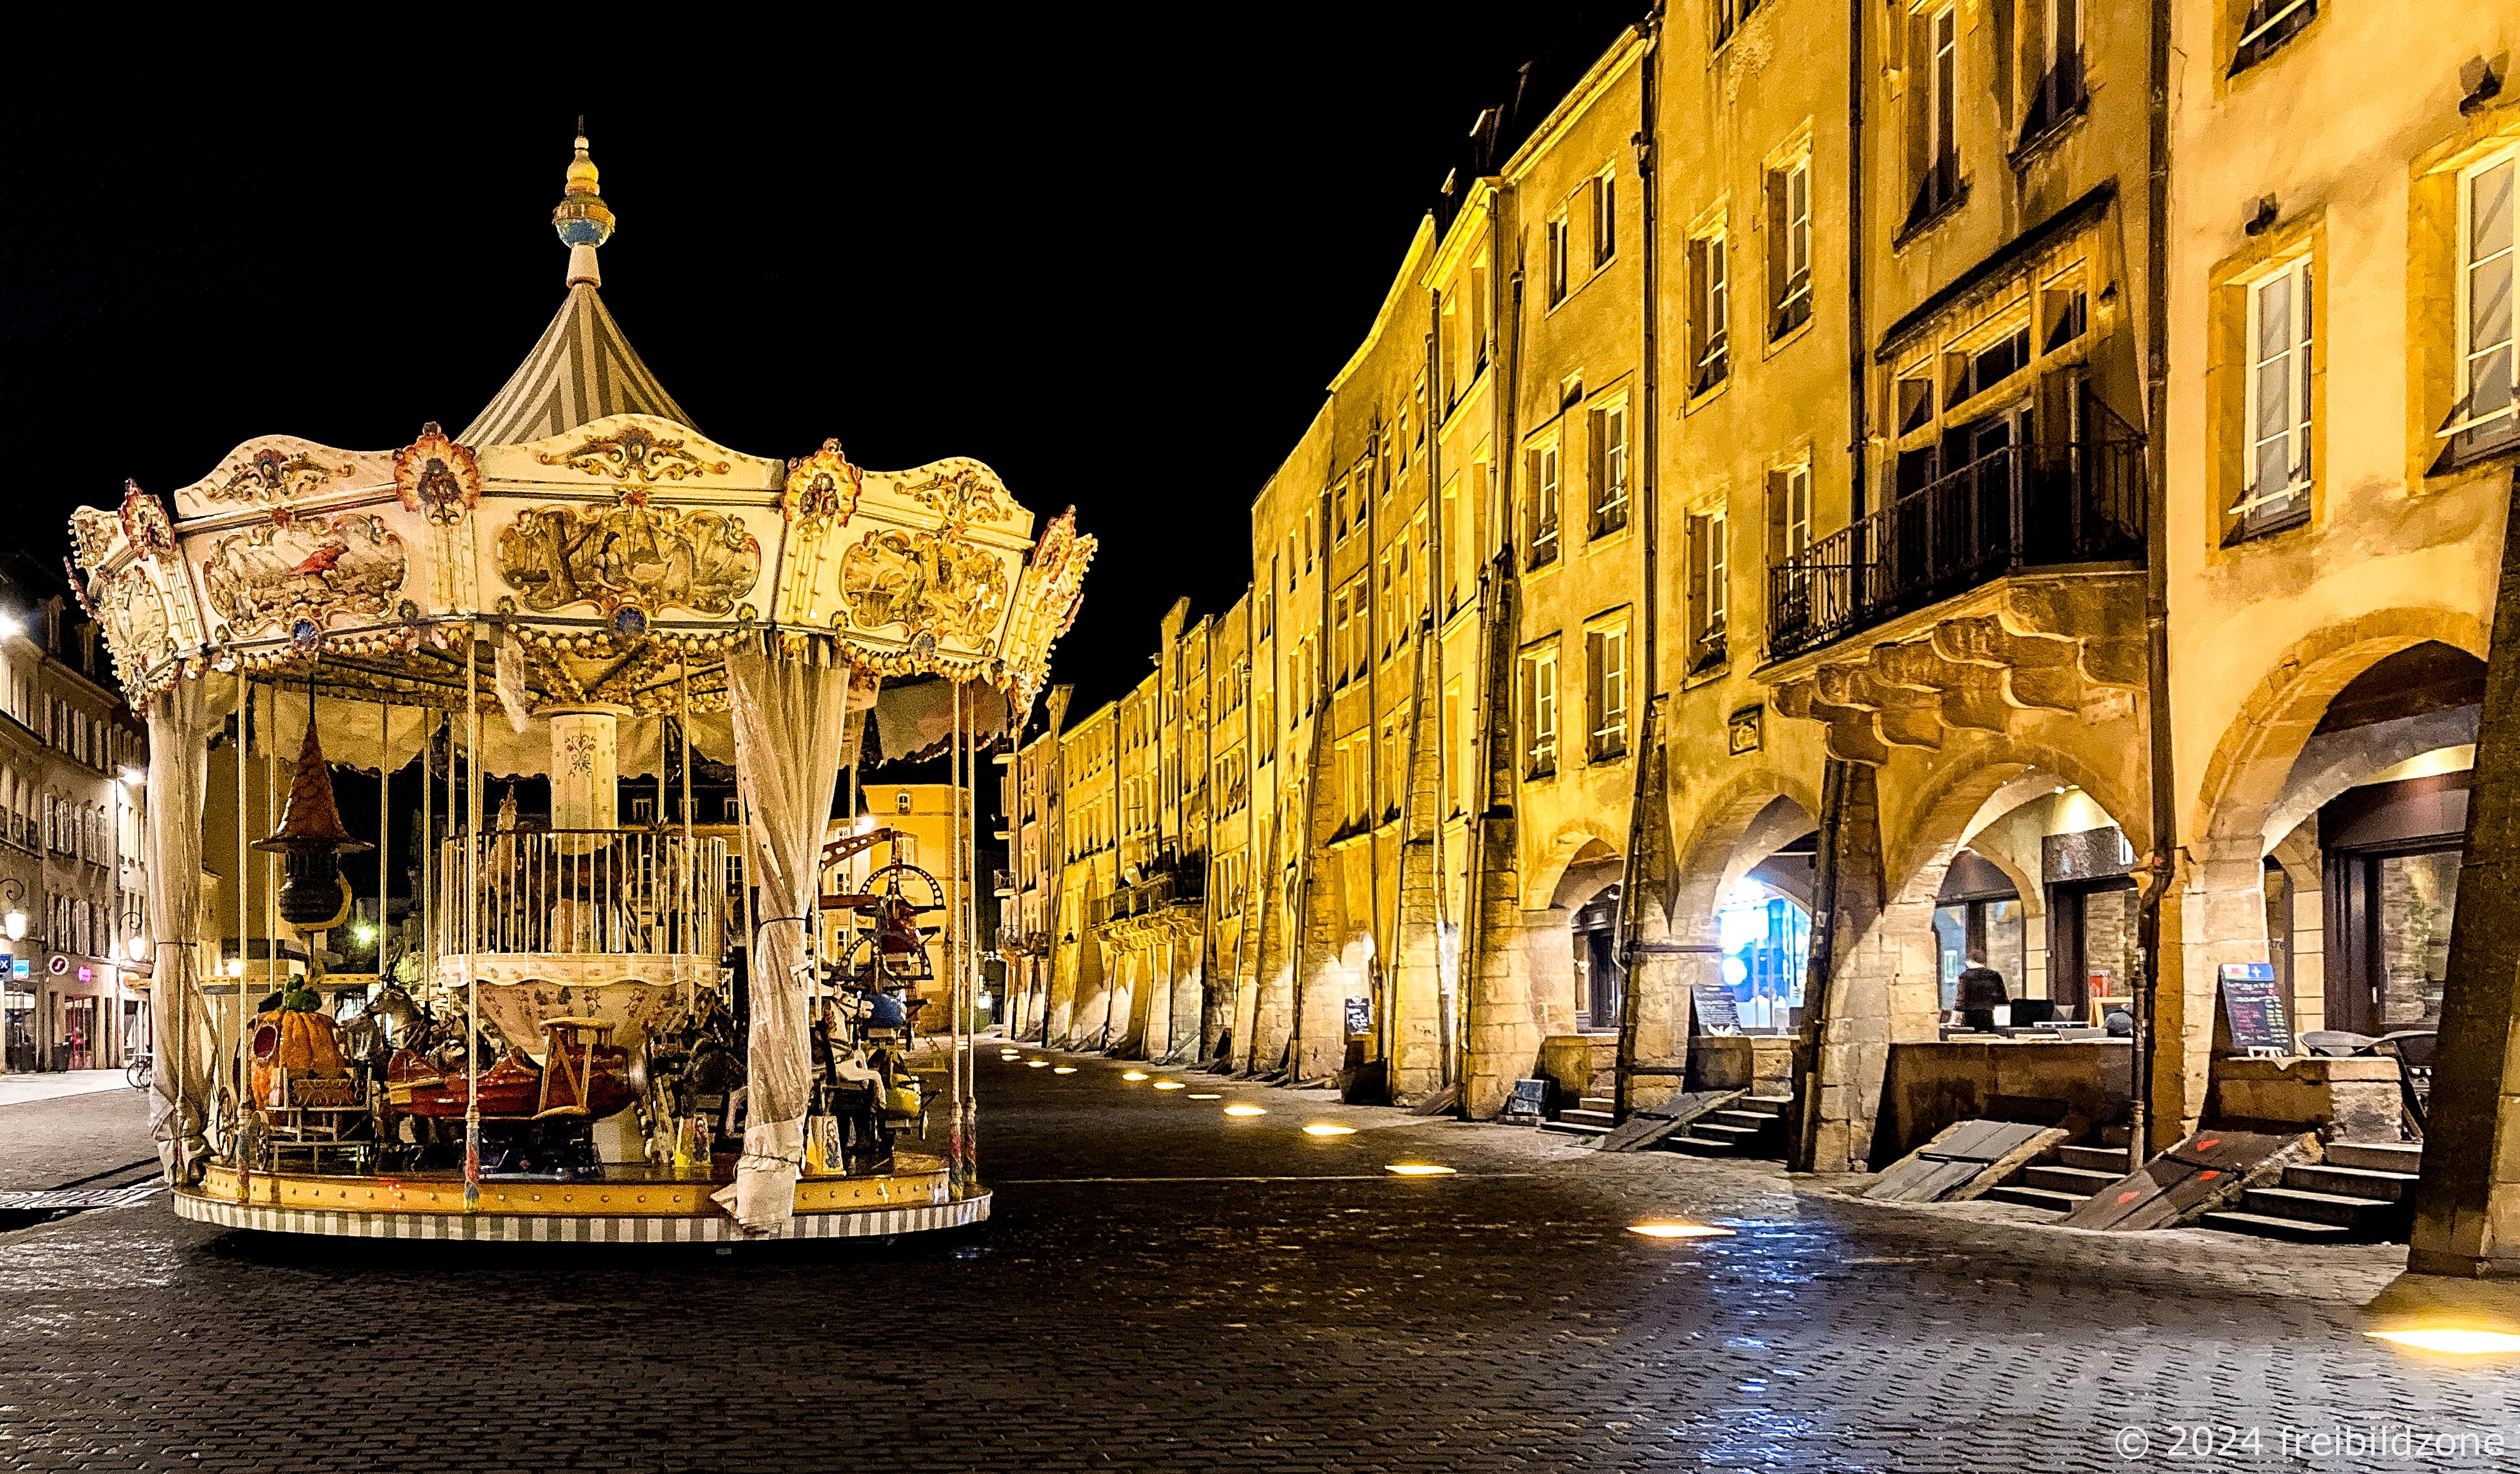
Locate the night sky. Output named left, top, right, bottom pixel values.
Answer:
left=2, top=11, right=1638, bottom=717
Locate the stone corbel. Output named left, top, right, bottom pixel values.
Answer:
left=1934, top=616, right=2083, bottom=714
left=1816, top=662, right=1944, bottom=750
left=1773, top=677, right=1892, bottom=765
left=1869, top=640, right=2011, bottom=734
left=1999, top=580, right=2146, bottom=689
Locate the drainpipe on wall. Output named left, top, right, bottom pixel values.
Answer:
left=2130, top=0, right=2176, bottom=1163
left=1613, top=11, right=1664, bottom=1121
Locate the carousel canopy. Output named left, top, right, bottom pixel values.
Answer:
left=64, top=129, right=1092, bottom=767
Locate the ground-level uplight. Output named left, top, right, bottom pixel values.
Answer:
left=1626, top=1221, right=1734, bottom=1240
left=1122, top=1070, right=1149, bottom=1082
left=1187, top=1093, right=1221, bottom=1100
left=1152, top=1080, right=1185, bottom=1090
left=1222, top=1104, right=1268, bottom=1118
left=1384, top=1163, right=1456, bottom=1177
left=1301, top=1123, right=1358, bottom=1137
left=2366, top=1328, right=2520, bottom=1355
left=1026, top=1059, right=1050, bottom=1068
left=1052, top=1065, right=1078, bottom=1074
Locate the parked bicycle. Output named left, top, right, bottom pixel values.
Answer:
left=125, top=1053, right=152, bottom=1092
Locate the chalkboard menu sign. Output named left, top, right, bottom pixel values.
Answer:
left=1344, top=996, right=1372, bottom=1036
left=2217, top=962, right=2292, bottom=1055
left=1502, top=1077, right=1551, bottom=1123
left=1691, top=984, right=1742, bottom=1035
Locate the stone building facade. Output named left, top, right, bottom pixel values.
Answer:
left=0, top=557, right=149, bottom=1073
left=1000, top=0, right=2520, bottom=1174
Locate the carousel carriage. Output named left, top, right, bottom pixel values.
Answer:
left=72, top=129, right=1092, bottom=1243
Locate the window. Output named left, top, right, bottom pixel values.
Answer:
left=1948, top=316, right=2033, bottom=406
left=1770, top=462, right=1812, bottom=564
left=1712, top=0, right=1761, bottom=49
left=629, top=796, right=654, bottom=824
left=1769, top=157, right=1812, bottom=339
left=1586, top=401, right=1629, bottom=538
left=1688, top=510, right=1728, bottom=670
left=1439, top=479, right=1461, bottom=610
left=1690, top=226, right=1730, bottom=394
left=1547, top=215, right=1570, bottom=305
left=1334, top=481, right=1351, bottom=542
left=2022, top=0, right=2086, bottom=143
left=1907, top=4, right=1963, bottom=230
left=1527, top=439, right=1562, bottom=567
left=1896, top=370, right=1935, bottom=434
left=1586, top=622, right=1628, bottom=762
left=896, top=791, right=912, bottom=814
left=2236, top=254, right=2314, bottom=534
left=2447, top=151, right=2519, bottom=462
left=1519, top=644, right=1559, bottom=779
left=1591, top=171, right=1616, bottom=267
left=1304, top=506, right=1316, bottom=570
left=2231, top=0, right=2315, bottom=76
left=1470, top=260, right=1491, bottom=376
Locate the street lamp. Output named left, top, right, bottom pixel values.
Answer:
left=0, top=877, right=24, bottom=944
left=117, top=905, right=147, bottom=965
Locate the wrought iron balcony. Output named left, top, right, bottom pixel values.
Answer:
left=1767, top=436, right=2144, bottom=661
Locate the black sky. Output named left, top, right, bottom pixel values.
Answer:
left=2, top=10, right=1638, bottom=715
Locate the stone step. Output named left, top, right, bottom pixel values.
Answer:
left=2022, top=1164, right=2123, bottom=1195
left=1684, top=1120, right=1764, bottom=1141
left=2240, top=1186, right=2406, bottom=1234
left=2096, top=1123, right=2132, bottom=1148
left=1661, top=1130, right=1776, bottom=1158
left=2285, top=1163, right=2419, bottom=1202
left=1539, top=1118, right=1606, bottom=1139
left=1739, top=1095, right=1795, bottom=1117
left=1707, top=1110, right=1784, bottom=1132
left=1579, top=1097, right=1616, bottom=1113
left=1556, top=1108, right=1618, bottom=1129
left=1985, top=1184, right=2084, bottom=1213
left=2326, top=1141, right=2424, bottom=1175
left=2199, top=1210, right=2354, bottom=1243
left=2056, top=1144, right=2132, bottom=1174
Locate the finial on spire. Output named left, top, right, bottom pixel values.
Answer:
left=552, top=121, right=615, bottom=289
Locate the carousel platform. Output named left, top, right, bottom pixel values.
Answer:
left=171, top=1153, right=989, bottom=1243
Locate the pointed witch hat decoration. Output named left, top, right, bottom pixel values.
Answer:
left=252, top=709, right=372, bottom=929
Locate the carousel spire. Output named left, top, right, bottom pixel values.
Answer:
left=551, top=118, right=615, bottom=289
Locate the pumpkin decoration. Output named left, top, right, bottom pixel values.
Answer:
left=249, top=1005, right=350, bottom=1108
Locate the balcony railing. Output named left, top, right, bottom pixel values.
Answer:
left=1768, top=436, right=2144, bottom=660
left=436, top=828, right=728, bottom=959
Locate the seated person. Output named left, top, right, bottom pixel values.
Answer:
left=1952, top=957, right=2009, bottom=1032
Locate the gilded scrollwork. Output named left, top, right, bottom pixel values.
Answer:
left=99, top=565, right=179, bottom=689
left=206, top=443, right=357, bottom=506
left=896, top=462, right=1016, bottom=534
left=200, top=512, right=407, bottom=637
left=836, top=527, right=1007, bottom=645
left=118, top=481, right=176, bottom=559
left=394, top=422, right=482, bottom=525
left=496, top=502, right=762, bottom=617
left=531, top=422, right=729, bottom=489
left=782, top=439, right=862, bottom=529
left=995, top=507, right=1096, bottom=709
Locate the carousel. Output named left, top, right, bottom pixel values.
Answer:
left=64, top=131, right=1093, bottom=1243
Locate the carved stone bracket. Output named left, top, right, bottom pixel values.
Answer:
left=1769, top=574, right=2145, bottom=764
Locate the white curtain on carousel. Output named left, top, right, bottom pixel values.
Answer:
left=144, top=679, right=214, bottom=1182
left=712, top=637, right=854, bottom=1234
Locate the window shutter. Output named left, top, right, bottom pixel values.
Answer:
left=1689, top=519, right=1712, bottom=647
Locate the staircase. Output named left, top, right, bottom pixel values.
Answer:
left=1985, top=1125, right=2131, bottom=1213
left=2199, top=1140, right=2422, bottom=1244
left=1538, top=1092, right=1794, bottom=1158
left=1663, top=1094, right=1793, bottom=1157
left=1539, top=1095, right=1619, bottom=1140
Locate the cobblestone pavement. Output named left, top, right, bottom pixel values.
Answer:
left=0, top=1085, right=152, bottom=1191
left=0, top=1045, right=2514, bottom=1472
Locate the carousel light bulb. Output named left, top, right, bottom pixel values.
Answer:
left=223, top=959, right=244, bottom=979
left=351, top=921, right=376, bottom=945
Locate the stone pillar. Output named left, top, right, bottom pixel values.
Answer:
left=2169, top=842, right=2264, bottom=1140
left=1804, top=762, right=1893, bottom=1172
left=1389, top=642, right=1449, bottom=1102
left=1249, top=855, right=1295, bottom=1073
left=1464, top=809, right=1540, bottom=1117
left=1168, top=922, right=1202, bottom=1063
left=1625, top=906, right=1691, bottom=1112
left=548, top=707, right=622, bottom=832
left=1525, top=909, right=1578, bottom=1037
left=1046, top=935, right=1078, bottom=1046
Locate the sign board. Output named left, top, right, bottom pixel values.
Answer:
left=1502, top=1077, right=1551, bottom=1123
left=2216, top=962, right=2291, bottom=1055
left=46, top=955, right=66, bottom=977
left=1727, top=705, right=1764, bottom=755
left=1343, top=996, right=1371, bottom=1036
left=1691, top=984, right=1742, bottom=1035
left=4, top=957, right=20, bottom=981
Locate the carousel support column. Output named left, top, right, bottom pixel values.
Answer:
left=233, top=676, right=251, bottom=1178
left=547, top=707, right=622, bottom=832
left=464, top=632, right=484, bottom=1213
left=378, top=702, right=389, bottom=982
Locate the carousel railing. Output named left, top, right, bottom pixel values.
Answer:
left=436, top=828, right=728, bottom=959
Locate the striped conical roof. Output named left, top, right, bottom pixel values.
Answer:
left=458, top=282, right=695, bottom=447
